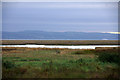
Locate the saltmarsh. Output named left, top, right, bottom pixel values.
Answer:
left=2, top=48, right=120, bottom=78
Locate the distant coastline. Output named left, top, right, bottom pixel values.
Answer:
left=2, top=31, right=119, bottom=40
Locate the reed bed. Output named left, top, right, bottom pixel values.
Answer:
left=2, top=40, right=120, bottom=45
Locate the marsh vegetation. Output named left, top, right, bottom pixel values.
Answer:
left=2, top=47, right=120, bottom=78
left=2, top=40, right=119, bottom=45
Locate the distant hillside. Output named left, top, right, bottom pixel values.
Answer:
left=2, top=31, right=118, bottom=40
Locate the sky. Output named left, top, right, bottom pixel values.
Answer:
left=2, top=2, right=118, bottom=32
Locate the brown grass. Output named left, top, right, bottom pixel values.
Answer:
left=2, top=47, right=119, bottom=54
left=2, top=40, right=120, bottom=45
left=1, top=47, right=93, bottom=54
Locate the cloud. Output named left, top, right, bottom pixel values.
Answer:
left=2, top=0, right=120, bottom=2
left=2, top=2, right=118, bottom=32
left=102, top=32, right=120, bottom=34
left=3, top=2, right=118, bottom=9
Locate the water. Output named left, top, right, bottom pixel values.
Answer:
left=0, top=45, right=119, bottom=49
left=2, top=39, right=119, bottom=40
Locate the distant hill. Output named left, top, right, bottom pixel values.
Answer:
left=2, top=31, right=118, bottom=40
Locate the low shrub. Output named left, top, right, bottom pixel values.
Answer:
left=2, top=60, right=16, bottom=69
left=76, top=58, right=84, bottom=63
left=72, top=50, right=94, bottom=54
left=72, top=51, right=85, bottom=54
left=97, top=52, right=120, bottom=64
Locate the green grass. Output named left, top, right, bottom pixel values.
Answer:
left=2, top=48, right=120, bottom=78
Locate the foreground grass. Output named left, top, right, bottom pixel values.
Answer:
left=2, top=48, right=120, bottom=78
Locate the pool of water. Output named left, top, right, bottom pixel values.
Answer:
left=0, top=45, right=119, bottom=49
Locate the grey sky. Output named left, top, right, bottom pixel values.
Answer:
left=2, top=2, right=118, bottom=32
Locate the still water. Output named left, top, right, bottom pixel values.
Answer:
left=0, top=45, right=119, bottom=49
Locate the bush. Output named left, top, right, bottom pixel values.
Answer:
left=72, top=51, right=85, bottom=54
left=76, top=58, right=84, bottom=63
left=72, top=50, right=94, bottom=55
left=2, top=60, right=16, bottom=69
left=97, top=52, right=120, bottom=64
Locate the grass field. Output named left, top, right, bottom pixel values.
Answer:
left=2, top=47, right=120, bottom=78
left=2, top=40, right=120, bottom=45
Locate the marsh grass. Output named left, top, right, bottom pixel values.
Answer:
left=2, top=40, right=119, bottom=45
left=2, top=47, right=120, bottom=78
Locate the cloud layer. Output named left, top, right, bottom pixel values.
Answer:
left=2, top=2, right=118, bottom=32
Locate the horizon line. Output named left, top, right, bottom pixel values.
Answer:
left=2, top=30, right=120, bottom=34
